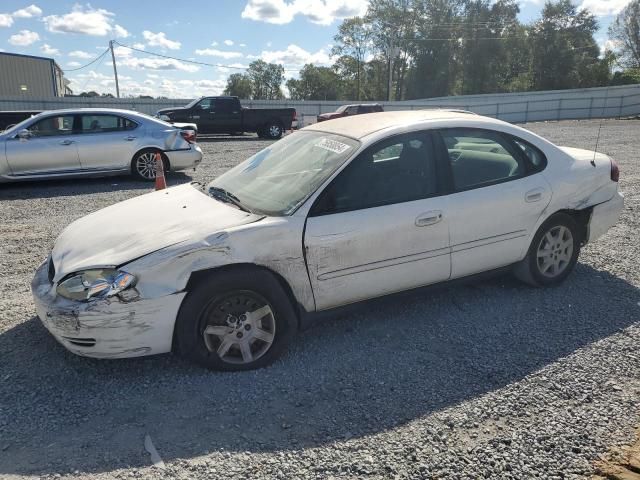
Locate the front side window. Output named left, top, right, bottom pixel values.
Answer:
left=80, top=115, right=136, bottom=133
left=208, top=131, right=359, bottom=215
left=312, top=132, right=438, bottom=215
left=345, top=106, right=358, bottom=115
left=197, top=98, right=212, bottom=110
left=27, top=115, right=74, bottom=137
left=440, top=128, right=525, bottom=191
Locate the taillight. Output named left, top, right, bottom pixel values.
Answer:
left=610, top=158, right=619, bottom=182
left=180, top=129, right=196, bottom=144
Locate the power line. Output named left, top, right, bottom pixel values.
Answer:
left=62, top=47, right=111, bottom=72
left=113, top=41, right=301, bottom=72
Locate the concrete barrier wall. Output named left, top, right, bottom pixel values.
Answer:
left=1, top=84, right=638, bottom=127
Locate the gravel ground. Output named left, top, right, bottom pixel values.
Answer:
left=0, top=120, right=639, bottom=480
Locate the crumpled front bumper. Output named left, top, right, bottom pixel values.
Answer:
left=31, top=260, right=186, bottom=359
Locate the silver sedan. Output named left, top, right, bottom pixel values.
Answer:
left=0, top=108, right=202, bottom=182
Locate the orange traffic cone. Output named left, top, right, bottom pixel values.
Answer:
left=154, top=152, right=167, bottom=191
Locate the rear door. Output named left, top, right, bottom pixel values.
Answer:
left=75, top=114, right=139, bottom=171
left=304, top=131, right=451, bottom=310
left=5, top=114, right=81, bottom=176
left=436, top=128, right=552, bottom=278
left=212, top=98, right=242, bottom=132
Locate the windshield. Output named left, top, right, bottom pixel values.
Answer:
left=2, top=114, right=40, bottom=135
left=336, top=105, right=348, bottom=113
left=184, top=98, right=202, bottom=108
left=208, top=131, right=359, bottom=216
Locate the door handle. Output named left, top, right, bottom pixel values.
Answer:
left=125, top=136, right=137, bottom=141
left=525, top=188, right=545, bottom=203
left=59, top=139, right=75, bottom=145
left=415, top=211, right=443, bottom=227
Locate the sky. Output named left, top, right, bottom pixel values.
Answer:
left=0, top=0, right=633, bottom=98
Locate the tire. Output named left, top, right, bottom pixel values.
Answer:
left=175, top=268, right=298, bottom=371
left=513, top=213, right=581, bottom=287
left=264, top=121, right=284, bottom=139
left=131, top=149, right=167, bottom=181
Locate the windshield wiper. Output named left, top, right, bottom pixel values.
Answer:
left=208, top=186, right=253, bottom=214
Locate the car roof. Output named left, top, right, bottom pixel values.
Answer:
left=304, top=109, right=502, bottom=140
left=31, top=108, right=146, bottom=117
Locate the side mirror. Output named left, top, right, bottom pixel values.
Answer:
left=17, top=129, right=32, bottom=139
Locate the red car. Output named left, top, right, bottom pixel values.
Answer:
left=316, top=103, right=383, bottom=122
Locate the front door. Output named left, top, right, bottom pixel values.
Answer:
left=304, top=131, right=451, bottom=310
left=5, top=114, right=81, bottom=176
left=436, top=128, right=552, bottom=278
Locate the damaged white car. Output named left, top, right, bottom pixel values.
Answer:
left=32, top=111, right=624, bottom=371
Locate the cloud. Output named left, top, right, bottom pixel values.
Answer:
left=194, top=48, right=243, bottom=59
left=142, top=30, right=181, bottom=50
left=69, top=50, right=93, bottom=58
left=260, top=43, right=332, bottom=66
left=224, top=39, right=234, bottom=46
left=579, top=0, right=632, bottom=16
left=67, top=61, right=82, bottom=67
left=119, top=56, right=199, bottom=72
left=241, top=0, right=368, bottom=25
left=239, top=43, right=247, bottom=47
left=113, top=24, right=129, bottom=38
left=41, top=43, right=60, bottom=55
left=0, top=14, right=14, bottom=27
left=13, top=4, right=42, bottom=18
left=8, top=29, right=40, bottom=46
left=44, top=5, right=124, bottom=36
left=132, top=42, right=145, bottom=49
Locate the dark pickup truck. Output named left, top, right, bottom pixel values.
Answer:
left=157, top=96, right=296, bottom=139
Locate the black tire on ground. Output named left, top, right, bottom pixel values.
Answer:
left=264, top=121, right=284, bottom=139
left=131, top=148, right=168, bottom=181
left=513, top=213, right=581, bottom=287
left=174, top=268, right=298, bottom=371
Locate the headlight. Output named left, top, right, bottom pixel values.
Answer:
left=158, top=114, right=171, bottom=121
left=56, top=269, right=136, bottom=301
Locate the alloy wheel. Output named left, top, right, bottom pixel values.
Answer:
left=536, top=225, right=574, bottom=278
left=201, top=291, right=276, bottom=365
left=268, top=124, right=281, bottom=138
left=136, top=152, right=158, bottom=180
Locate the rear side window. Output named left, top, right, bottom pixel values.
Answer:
left=215, top=99, right=236, bottom=113
left=510, top=136, right=547, bottom=172
left=439, top=128, right=525, bottom=191
left=80, top=115, right=137, bottom=133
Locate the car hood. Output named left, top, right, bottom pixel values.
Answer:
left=51, top=184, right=262, bottom=282
left=156, top=107, right=187, bottom=116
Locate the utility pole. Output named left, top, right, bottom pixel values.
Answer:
left=387, top=39, right=393, bottom=101
left=109, top=40, right=120, bottom=98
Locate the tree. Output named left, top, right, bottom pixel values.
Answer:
left=286, top=64, right=340, bottom=100
left=333, top=17, right=371, bottom=100
left=529, top=0, right=603, bottom=90
left=247, top=60, right=285, bottom=100
left=609, top=0, right=640, bottom=68
left=223, top=73, right=253, bottom=98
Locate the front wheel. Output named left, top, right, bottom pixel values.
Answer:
left=513, top=213, right=581, bottom=286
left=175, top=269, right=297, bottom=371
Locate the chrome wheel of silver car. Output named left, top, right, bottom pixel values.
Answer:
left=536, top=225, right=574, bottom=278
left=135, top=151, right=159, bottom=180
left=202, top=291, right=276, bottom=365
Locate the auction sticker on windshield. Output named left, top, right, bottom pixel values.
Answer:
left=314, top=138, right=352, bottom=154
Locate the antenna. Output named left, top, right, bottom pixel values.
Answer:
left=591, top=85, right=610, bottom=167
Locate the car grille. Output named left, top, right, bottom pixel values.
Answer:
left=47, top=256, right=55, bottom=284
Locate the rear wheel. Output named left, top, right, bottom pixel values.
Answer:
left=513, top=213, right=580, bottom=286
left=175, top=269, right=297, bottom=371
left=264, top=121, right=284, bottom=139
left=131, top=149, right=167, bottom=181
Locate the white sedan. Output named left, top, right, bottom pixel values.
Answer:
left=31, top=111, right=624, bottom=371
